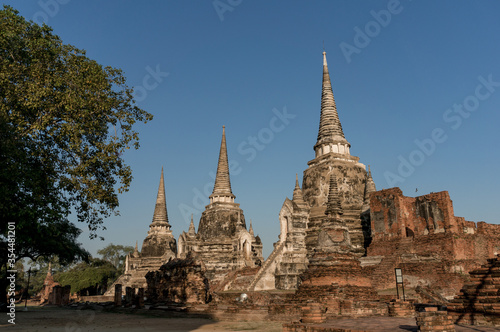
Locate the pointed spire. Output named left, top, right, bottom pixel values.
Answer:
left=210, top=126, right=235, bottom=202
left=366, top=165, right=376, bottom=194
left=363, top=166, right=377, bottom=211
left=314, top=51, right=350, bottom=156
left=325, top=173, right=343, bottom=216
left=188, top=214, right=196, bottom=235
left=249, top=219, right=254, bottom=236
left=132, top=241, right=139, bottom=257
left=151, top=167, right=171, bottom=227
left=292, top=173, right=306, bottom=205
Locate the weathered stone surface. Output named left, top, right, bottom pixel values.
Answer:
left=145, top=255, right=210, bottom=305
left=370, top=188, right=458, bottom=238
left=302, top=158, right=367, bottom=256
left=141, top=235, right=176, bottom=258
left=198, top=203, right=246, bottom=240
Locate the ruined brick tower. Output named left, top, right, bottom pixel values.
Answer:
left=302, top=51, right=371, bottom=256
left=178, top=126, right=263, bottom=283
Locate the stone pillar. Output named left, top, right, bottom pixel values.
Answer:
left=136, top=288, right=144, bottom=308
left=49, top=285, right=62, bottom=305
left=114, top=284, right=122, bottom=306
left=125, top=287, right=133, bottom=307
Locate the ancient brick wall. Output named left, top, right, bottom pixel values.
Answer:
left=370, top=188, right=461, bottom=239
left=416, top=307, right=456, bottom=332
left=145, top=256, right=210, bottom=305
left=477, top=221, right=500, bottom=238
left=366, top=232, right=498, bottom=296
left=366, top=188, right=500, bottom=297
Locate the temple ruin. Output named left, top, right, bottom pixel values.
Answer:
left=177, top=126, right=263, bottom=285
left=109, top=51, right=499, bottom=328
left=105, top=168, right=177, bottom=295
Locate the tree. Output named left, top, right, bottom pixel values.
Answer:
left=97, top=243, right=134, bottom=272
left=56, top=258, right=118, bottom=295
left=0, top=6, right=152, bottom=299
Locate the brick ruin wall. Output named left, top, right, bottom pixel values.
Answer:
left=145, top=256, right=210, bottom=305
left=366, top=188, right=500, bottom=296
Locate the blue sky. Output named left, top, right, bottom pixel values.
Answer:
left=5, top=0, right=500, bottom=258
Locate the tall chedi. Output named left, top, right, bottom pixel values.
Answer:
left=105, top=168, right=177, bottom=297
left=302, top=51, right=373, bottom=256
left=178, top=126, right=263, bottom=283
left=141, top=167, right=177, bottom=257
left=197, top=125, right=242, bottom=239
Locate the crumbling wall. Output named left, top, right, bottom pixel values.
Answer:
left=367, top=188, right=500, bottom=297
left=370, top=188, right=460, bottom=239
left=145, top=256, right=210, bottom=305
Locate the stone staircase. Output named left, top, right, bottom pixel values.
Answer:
left=247, top=241, right=286, bottom=291
left=211, top=269, right=240, bottom=293
left=224, top=267, right=260, bottom=291
left=447, top=255, right=500, bottom=326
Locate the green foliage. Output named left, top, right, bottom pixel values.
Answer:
left=23, top=257, right=67, bottom=295
left=97, top=243, right=134, bottom=272
left=55, top=258, right=118, bottom=295
left=0, top=5, right=152, bottom=271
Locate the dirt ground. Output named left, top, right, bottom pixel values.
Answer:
left=2, top=305, right=499, bottom=332
left=1, top=305, right=283, bottom=332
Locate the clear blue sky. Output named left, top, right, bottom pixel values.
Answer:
left=6, top=0, right=500, bottom=258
